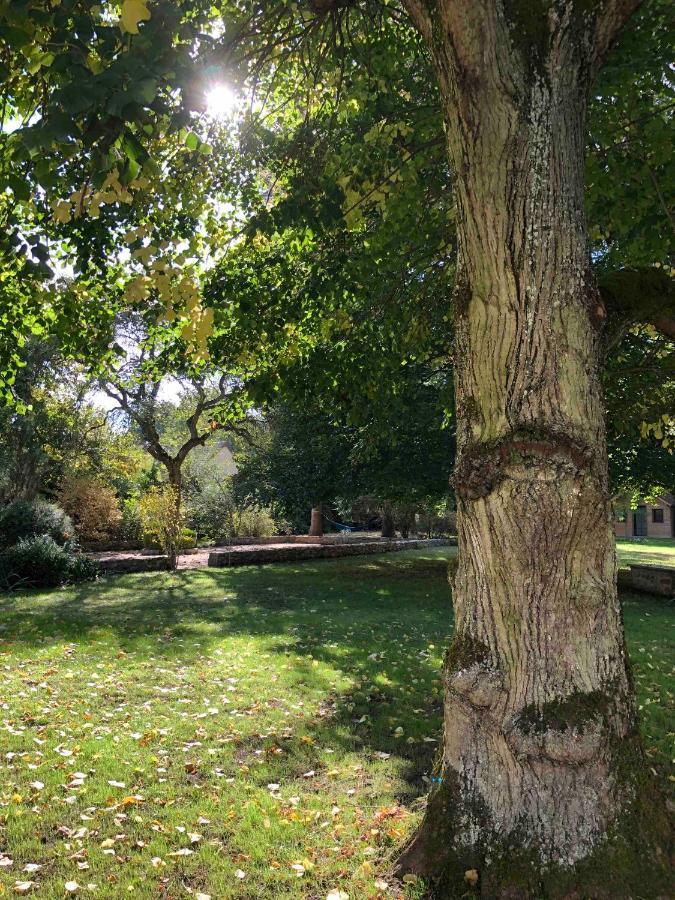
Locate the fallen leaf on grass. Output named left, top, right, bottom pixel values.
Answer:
left=464, top=869, right=479, bottom=886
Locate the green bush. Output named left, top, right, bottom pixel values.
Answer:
left=177, top=527, right=197, bottom=550
left=0, top=499, right=75, bottom=550
left=234, top=506, right=277, bottom=538
left=66, top=552, right=100, bottom=584
left=0, top=535, right=98, bottom=589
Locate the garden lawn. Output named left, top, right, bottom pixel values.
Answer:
left=616, top=538, right=675, bottom=568
left=0, top=548, right=672, bottom=899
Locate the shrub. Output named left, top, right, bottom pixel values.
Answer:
left=177, top=527, right=197, bottom=550
left=0, top=535, right=98, bottom=590
left=120, top=497, right=143, bottom=543
left=66, top=553, right=100, bottom=583
left=233, top=505, right=276, bottom=538
left=138, top=486, right=183, bottom=568
left=59, top=476, right=123, bottom=544
left=185, top=485, right=236, bottom=542
left=0, top=499, right=75, bottom=550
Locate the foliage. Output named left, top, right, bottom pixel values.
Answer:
left=0, top=535, right=98, bottom=590
left=119, top=496, right=144, bottom=544
left=0, top=499, right=75, bottom=550
left=185, top=479, right=236, bottom=542
left=604, top=326, right=675, bottom=499
left=177, top=526, right=197, bottom=550
left=138, top=485, right=182, bottom=565
left=58, top=476, right=123, bottom=544
left=0, top=0, right=670, bottom=499
left=232, top=505, right=277, bottom=539
left=0, top=548, right=670, bottom=895
left=233, top=404, right=355, bottom=531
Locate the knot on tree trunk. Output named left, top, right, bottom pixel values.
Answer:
left=454, top=428, right=595, bottom=501
left=446, top=665, right=505, bottom=709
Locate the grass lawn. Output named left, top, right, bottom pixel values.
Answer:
left=616, top=537, right=675, bottom=568
left=0, top=548, right=672, bottom=899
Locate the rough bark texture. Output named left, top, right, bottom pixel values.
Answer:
left=397, top=1, right=670, bottom=895
left=166, top=463, right=182, bottom=571
left=309, top=504, right=324, bottom=536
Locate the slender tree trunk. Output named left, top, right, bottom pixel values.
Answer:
left=309, top=503, right=324, bottom=536
left=165, top=463, right=182, bottom=571
left=397, top=1, right=669, bottom=895
left=381, top=501, right=395, bottom=538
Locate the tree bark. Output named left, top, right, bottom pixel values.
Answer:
left=397, top=1, right=669, bottom=895
left=165, top=463, right=183, bottom=571
left=309, top=503, right=324, bottom=536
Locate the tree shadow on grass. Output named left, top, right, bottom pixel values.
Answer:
left=0, top=551, right=454, bottom=802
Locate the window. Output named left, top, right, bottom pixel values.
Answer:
left=652, top=508, right=664, bottom=523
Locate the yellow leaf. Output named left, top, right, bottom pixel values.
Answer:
left=120, top=0, right=151, bottom=34
left=52, top=200, right=71, bottom=223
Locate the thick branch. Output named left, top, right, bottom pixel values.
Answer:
left=593, top=0, right=645, bottom=66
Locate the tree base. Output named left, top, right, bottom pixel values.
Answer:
left=395, top=758, right=672, bottom=899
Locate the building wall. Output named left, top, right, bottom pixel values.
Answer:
left=614, top=497, right=674, bottom=540
left=648, top=497, right=673, bottom=539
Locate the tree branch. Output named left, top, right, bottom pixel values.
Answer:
left=593, top=0, right=645, bottom=66
left=599, top=266, right=675, bottom=349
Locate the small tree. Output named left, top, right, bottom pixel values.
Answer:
left=138, top=485, right=183, bottom=570
left=101, top=317, right=252, bottom=530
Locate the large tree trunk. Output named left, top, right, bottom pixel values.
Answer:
left=397, top=1, right=669, bottom=895
left=309, top=503, right=324, bottom=536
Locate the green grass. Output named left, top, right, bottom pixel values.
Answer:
left=0, top=548, right=672, bottom=899
left=617, top=538, right=675, bottom=568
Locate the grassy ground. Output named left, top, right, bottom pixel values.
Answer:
left=616, top=537, right=675, bottom=568
left=0, top=548, right=672, bottom=899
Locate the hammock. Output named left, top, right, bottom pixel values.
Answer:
left=322, top=514, right=366, bottom=533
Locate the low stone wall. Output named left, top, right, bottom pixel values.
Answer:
left=215, top=533, right=380, bottom=546
left=629, top=565, right=675, bottom=598
left=208, top=538, right=450, bottom=568
left=215, top=532, right=455, bottom=547
left=91, top=553, right=170, bottom=575
left=617, top=568, right=632, bottom=591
